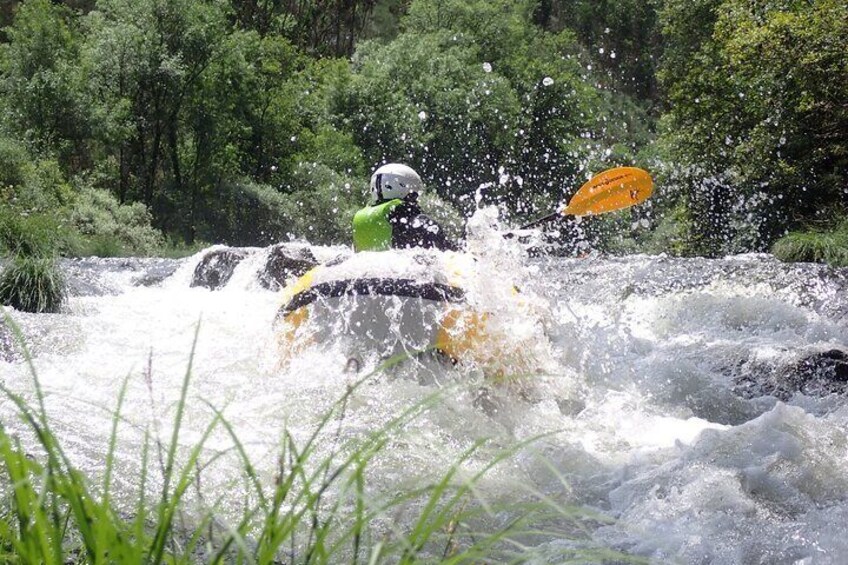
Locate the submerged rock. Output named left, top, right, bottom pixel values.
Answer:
left=258, top=244, right=318, bottom=291
left=62, top=257, right=182, bottom=296
left=131, top=260, right=181, bottom=287
left=190, top=248, right=249, bottom=290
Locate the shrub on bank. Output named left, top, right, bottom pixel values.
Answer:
left=69, top=187, right=164, bottom=256
left=0, top=211, right=63, bottom=257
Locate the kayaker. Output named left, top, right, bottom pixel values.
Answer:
left=353, top=163, right=458, bottom=252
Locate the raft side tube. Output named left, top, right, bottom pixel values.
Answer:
left=276, top=274, right=485, bottom=363
left=280, top=278, right=465, bottom=316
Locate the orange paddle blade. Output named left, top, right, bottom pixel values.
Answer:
left=563, top=167, right=653, bottom=217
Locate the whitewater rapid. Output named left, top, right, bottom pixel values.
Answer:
left=2, top=235, right=848, bottom=563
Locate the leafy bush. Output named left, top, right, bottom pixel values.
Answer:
left=69, top=187, right=163, bottom=256
left=0, top=137, right=30, bottom=189
left=633, top=203, right=694, bottom=256
left=0, top=255, right=65, bottom=313
left=657, top=0, right=848, bottom=254
left=199, top=178, right=291, bottom=246
left=0, top=211, right=63, bottom=257
left=0, top=210, right=68, bottom=313
left=0, top=138, right=74, bottom=213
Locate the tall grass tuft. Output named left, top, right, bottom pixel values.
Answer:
left=0, top=322, right=641, bottom=564
left=0, top=256, right=66, bottom=313
left=0, top=211, right=67, bottom=313
left=772, top=219, right=848, bottom=267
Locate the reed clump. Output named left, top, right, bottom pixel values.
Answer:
left=0, top=255, right=66, bottom=313
left=772, top=219, right=848, bottom=267
left=0, top=212, right=66, bottom=313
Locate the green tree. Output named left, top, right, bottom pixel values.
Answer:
left=335, top=0, right=626, bottom=224
left=658, top=0, right=848, bottom=254
left=226, top=0, right=381, bottom=56
left=0, top=0, right=91, bottom=169
left=83, top=0, right=229, bottom=235
left=82, top=0, right=365, bottom=245
left=533, top=0, right=662, bottom=101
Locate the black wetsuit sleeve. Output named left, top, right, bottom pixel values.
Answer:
left=388, top=202, right=459, bottom=251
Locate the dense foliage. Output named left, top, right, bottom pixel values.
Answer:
left=657, top=0, right=847, bottom=255
left=0, top=0, right=843, bottom=262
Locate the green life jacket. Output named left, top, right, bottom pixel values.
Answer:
left=352, top=199, right=403, bottom=251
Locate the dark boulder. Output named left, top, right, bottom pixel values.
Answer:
left=190, top=248, right=249, bottom=290
left=786, top=349, right=848, bottom=397
left=734, top=349, right=848, bottom=400
left=258, top=244, right=318, bottom=291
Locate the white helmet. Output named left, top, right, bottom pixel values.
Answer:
left=370, top=163, right=423, bottom=203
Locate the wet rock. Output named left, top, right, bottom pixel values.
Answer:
left=64, top=274, right=109, bottom=297
left=473, top=386, right=503, bottom=416
left=62, top=258, right=122, bottom=296
left=61, top=257, right=183, bottom=296
left=785, top=349, right=848, bottom=397
left=733, top=349, right=848, bottom=401
left=190, top=248, right=248, bottom=290
left=731, top=363, right=778, bottom=400
left=257, top=244, right=318, bottom=291
left=131, top=260, right=181, bottom=287
left=556, top=397, right=587, bottom=416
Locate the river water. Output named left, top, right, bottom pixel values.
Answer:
left=2, top=228, right=848, bottom=563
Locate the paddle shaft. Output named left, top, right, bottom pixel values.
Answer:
left=520, top=211, right=562, bottom=230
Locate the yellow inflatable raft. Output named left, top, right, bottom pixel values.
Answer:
left=274, top=250, right=488, bottom=364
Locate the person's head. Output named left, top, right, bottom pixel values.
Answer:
left=370, top=163, right=423, bottom=204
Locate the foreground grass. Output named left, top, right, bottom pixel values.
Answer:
left=0, top=323, right=641, bottom=564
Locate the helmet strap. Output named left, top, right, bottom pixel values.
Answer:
left=374, top=173, right=383, bottom=202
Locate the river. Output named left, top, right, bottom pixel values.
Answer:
left=2, top=230, right=847, bottom=563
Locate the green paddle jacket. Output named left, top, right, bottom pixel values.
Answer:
left=352, top=197, right=457, bottom=252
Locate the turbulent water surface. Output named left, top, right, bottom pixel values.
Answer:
left=2, top=223, right=848, bottom=563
